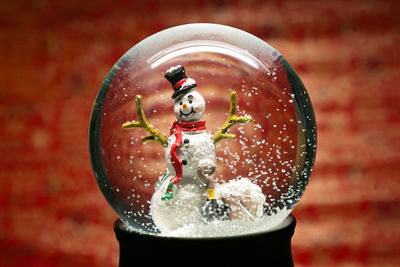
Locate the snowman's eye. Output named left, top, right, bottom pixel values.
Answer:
left=180, top=102, right=182, bottom=105
left=189, top=100, right=192, bottom=104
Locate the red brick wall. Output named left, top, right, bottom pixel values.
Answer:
left=0, top=0, right=399, bottom=266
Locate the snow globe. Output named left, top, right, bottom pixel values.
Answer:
left=89, top=23, right=316, bottom=266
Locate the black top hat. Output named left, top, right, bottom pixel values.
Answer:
left=164, top=65, right=197, bottom=99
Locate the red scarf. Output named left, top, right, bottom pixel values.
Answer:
left=169, top=120, right=206, bottom=185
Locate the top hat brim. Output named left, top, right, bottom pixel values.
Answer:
left=172, top=84, right=197, bottom=99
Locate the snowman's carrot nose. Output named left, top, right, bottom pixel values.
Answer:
left=183, top=103, right=188, bottom=110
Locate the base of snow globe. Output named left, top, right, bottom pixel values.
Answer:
left=114, top=214, right=296, bottom=267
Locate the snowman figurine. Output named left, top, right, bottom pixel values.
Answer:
left=122, top=65, right=254, bottom=232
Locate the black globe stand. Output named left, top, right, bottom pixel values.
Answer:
left=114, top=215, right=296, bottom=267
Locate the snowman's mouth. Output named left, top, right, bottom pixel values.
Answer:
left=180, top=107, right=196, bottom=117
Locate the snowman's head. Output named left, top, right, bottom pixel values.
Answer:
left=174, top=90, right=205, bottom=122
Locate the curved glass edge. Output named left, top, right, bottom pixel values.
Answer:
left=88, top=64, right=119, bottom=211
left=279, top=55, right=317, bottom=210
left=88, top=63, right=157, bottom=233
left=120, top=23, right=281, bottom=73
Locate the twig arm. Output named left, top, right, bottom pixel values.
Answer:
left=122, top=95, right=168, bottom=147
left=211, top=91, right=253, bottom=144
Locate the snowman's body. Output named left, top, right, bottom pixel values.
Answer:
left=151, top=129, right=216, bottom=232
left=147, top=65, right=263, bottom=233
left=165, top=130, right=216, bottom=184
left=149, top=67, right=216, bottom=232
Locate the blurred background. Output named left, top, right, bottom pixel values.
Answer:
left=0, top=0, right=399, bottom=266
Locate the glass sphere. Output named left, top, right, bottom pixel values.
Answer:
left=89, top=23, right=316, bottom=237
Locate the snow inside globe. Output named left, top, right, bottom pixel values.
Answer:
left=89, top=23, right=316, bottom=237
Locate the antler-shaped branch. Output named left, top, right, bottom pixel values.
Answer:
left=211, top=91, right=253, bottom=144
left=122, top=95, right=168, bottom=147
